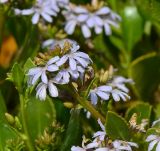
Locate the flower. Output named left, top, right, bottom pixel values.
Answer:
left=93, top=119, right=106, bottom=142
left=146, top=134, right=160, bottom=151
left=63, top=2, right=121, bottom=38
left=71, top=135, right=99, bottom=151
left=89, top=85, right=112, bottom=105
left=152, top=118, right=160, bottom=127
left=0, top=0, right=8, bottom=3
left=110, top=89, right=130, bottom=102
left=27, top=56, right=59, bottom=85
left=113, top=140, right=138, bottom=151
left=15, top=0, right=60, bottom=24
left=36, top=80, right=58, bottom=101
left=54, top=66, right=85, bottom=84
left=110, top=76, right=134, bottom=93
left=56, top=41, right=92, bottom=70
left=109, top=76, right=133, bottom=102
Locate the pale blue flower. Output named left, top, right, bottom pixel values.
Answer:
left=111, top=89, right=130, bottom=102
left=56, top=43, right=92, bottom=70
left=146, top=135, right=160, bottom=151
left=111, top=76, right=134, bottom=93
left=63, top=4, right=121, bottom=38
left=54, top=66, right=85, bottom=84
left=15, top=0, right=59, bottom=24
left=28, top=56, right=59, bottom=85
left=36, top=80, right=58, bottom=101
left=93, top=119, right=106, bottom=141
left=0, top=0, right=8, bottom=3
left=89, top=86, right=112, bottom=105
left=113, top=140, right=138, bottom=151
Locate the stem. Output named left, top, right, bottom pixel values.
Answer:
left=75, top=93, right=106, bottom=124
left=19, top=94, right=35, bottom=151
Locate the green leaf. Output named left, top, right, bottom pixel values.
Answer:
left=105, top=111, right=130, bottom=140
left=137, top=0, right=160, bottom=23
left=125, top=102, right=152, bottom=124
left=0, top=91, right=18, bottom=150
left=25, top=97, right=56, bottom=142
left=0, top=124, right=18, bottom=150
left=129, top=53, right=160, bottom=101
left=23, top=58, right=35, bottom=73
left=121, top=6, right=144, bottom=51
left=60, top=109, right=82, bottom=151
left=9, top=63, right=24, bottom=92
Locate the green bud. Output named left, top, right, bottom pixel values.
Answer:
left=5, top=113, right=15, bottom=125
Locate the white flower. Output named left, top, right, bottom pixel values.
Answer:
left=113, top=140, right=138, bottom=151
left=15, top=0, right=59, bottom=24
left=36, top=80, right=58, bottom=101
left=152, top=118, right=160, bottom=127
left=54, top=66, right=85, bottom=84
left=0, top=0, right=8, bottom=3
left=93, top=119, right=106, bottom=142
left=89, top=85, right=112, bottom=105
left=111, top=76, right=134, bottom=93
left=63, top=3, right=121, bottom=38
left=27, top=56, right=59, bottom=85
left=56, top=42, right=91, bottom=70
left=71, top=135, right=99, bottom=151
left=111, top=89, right=130, bottom=102
left=146, top=134, right=160, bottom=151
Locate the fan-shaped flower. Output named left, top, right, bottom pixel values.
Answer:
left=36, top=80, right=58, bottom=101
left=15, top=0, right=61, bottom=24
left=56, top=42, right=92, bottom=70
left=63, top=2, right=121, bottom=38
left=27, top=56, right=59, bottom=85
left=146, top=134, right=160, bottom=151
left=89, top=85, right=112, bottom=105
left=113, top=140, right=138, bottom=151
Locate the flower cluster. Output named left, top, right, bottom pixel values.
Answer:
left=89, top=76, right=133, bottom=105
left=15, top=0, right=69, bottom=24
left=71, top=119, right=138, bottom=151
left=27, top=39, right=92, bottom=100
left=63, top=0, right=121, bottom=38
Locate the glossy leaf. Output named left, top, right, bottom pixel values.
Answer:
left=122, top=6, right=144, bottom=52
left=25, top=97, right=56, bottom=142
left=60, top=109, right=82, bottom=151
left=129, top=53, right=160, bottom=101
left=105, top=111, right=130, bottom=140
left=10, top=63, right=24, bottom=92
left=125, top=102, right=152, bottom=124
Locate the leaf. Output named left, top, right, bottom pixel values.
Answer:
left=137, top=0, right=160, bottom=23
left=60, top=109, right=82, bottom=151
left=105, top=111, right=130, bottom=140
left=23, top=58, right=35, bottom=73
left=25, top=97, right=56, bottom=142
left=129, top=53, right=160, bottom=101
left=0, top=124, right=18, bottom=150
left=0, top=91, right=18, bottom=150
left=121, top=6, right=144, bottom=51
left=9, top=63, right=24, bottom=92
left=125, top=102, right=152, bottom=124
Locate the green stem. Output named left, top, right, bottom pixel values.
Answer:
left=75, top=93, right=105, bottom=124
left=19, top=94, right=35, bottom=151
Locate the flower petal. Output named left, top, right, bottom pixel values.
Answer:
left=69, top=58, right=77, bottom=70
left=41, top=71, right=48, bottom=84
left=81, top=24, right=91, bottom=38
left=47, top=56, right=60, bottom=65
left=32, top=13, right=40, bottom=24
left=48, top=82, right=58, bottom=97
